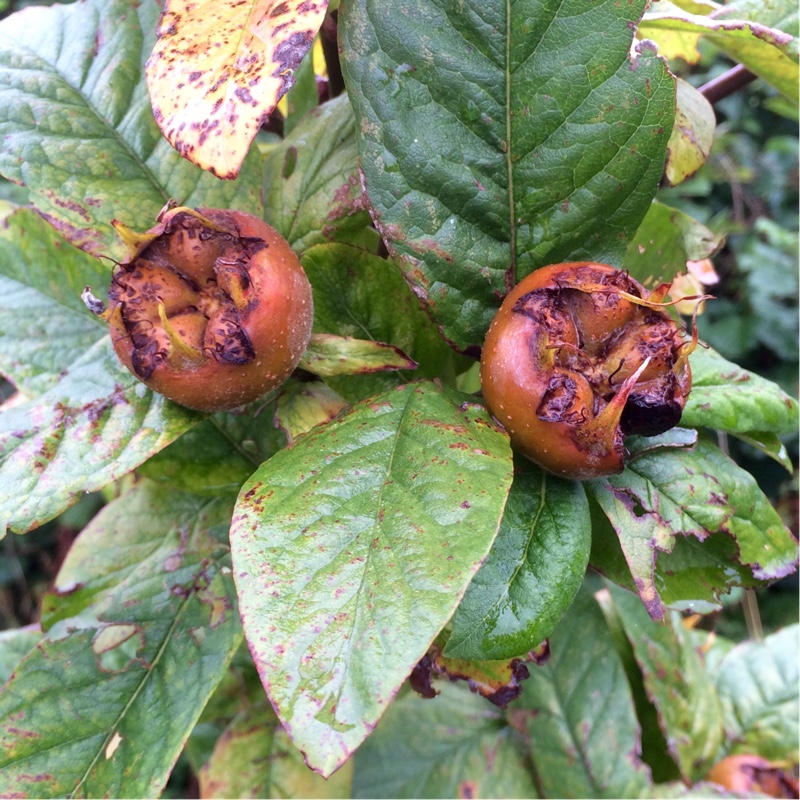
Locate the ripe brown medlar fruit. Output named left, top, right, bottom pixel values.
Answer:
left=480, top=262, right=699, bottom=480
left=88, top=207, right=313, bottom=412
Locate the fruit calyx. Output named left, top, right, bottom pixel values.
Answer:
left=87, top=206, right=313, bottom=412
left=480, top=262, right=704, bottom=479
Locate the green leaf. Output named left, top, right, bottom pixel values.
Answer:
left=445, top=461, right=591, bottom=660
left=341, top=0, right=675, bottom=350
left=0, top=625, right=42, bottom=685
left=593, top=584, right=681, bottom=784
left=230, top=381, right=513, bottom=776
left=0, top=483, right=242, bottom=798
left=138, top=402, right=286, bottom=496
left=664, top=79, right=716, bottom=187
left=0, top=208, right=108, bottom=396
left=274, top=380, right=348, bottom=443
left=623, top=201, right=722, bottom=285
left=0, top=0, right=261, bottom=260
left=352, top=683, right=538, bottom=799
left=299, top=334, right=417, bottom=377
left=600, top=585, right=724, bottom=782
left=516, top=586, right=652, bottom=798
left=199, top=701, right=354, bottom=798
left=682, top=347, right=799, bottom=436
left=587, top=438, right=798, bottom=620
left=733, top=431, right=794, bottom=473
left=0, top=337, right=200, bottom=535
left=715, top=624, right=799, bottom=762
left=593, top=501, right=768, bottom=615
left=640, top=4, right=799, bottom=101
left=262, top=94, right=375, bottom=253
left=302, top=244, right=467, bottom=403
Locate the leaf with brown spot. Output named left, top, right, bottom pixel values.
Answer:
left=146, top=0, right=328, bottom=179
left=230, top=381, right=513, bottom=776
left=0, top=0, right=262, bottom=260
left=0, top=484, right=242, bottom=797
left=587, top=438, right=799, bottom=620
left=412, top=634, right=549, bottom=708
left=0, top=337, right=200, bottom=536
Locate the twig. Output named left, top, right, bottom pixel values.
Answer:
left=321, top=11, right=345, bottom=97
left=699, top=64, right=758, bottom=105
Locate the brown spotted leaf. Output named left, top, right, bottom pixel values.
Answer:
left=146, top=0, right=328, bottom=179
left=587, top=438, right=798, bottom=620
left=411, top=634, right=549, bottom=708
left=230, top=381, right=513, bottom=776
left=0, top=0, right=262, bottom=260
left=0, top=337, right=200, bottom=535
left=0, top=484, right=242, bottom=797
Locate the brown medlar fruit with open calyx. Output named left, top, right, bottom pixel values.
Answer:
left=480, top=262, right=700, bottom=480
left=89, top=207, right=313, bottom=412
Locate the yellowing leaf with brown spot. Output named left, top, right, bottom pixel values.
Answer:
left=146, top=0, right=328, bottom=179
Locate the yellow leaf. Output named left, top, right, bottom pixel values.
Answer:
left=146, top=0, right=329, bottom=179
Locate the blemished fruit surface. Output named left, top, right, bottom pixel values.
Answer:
left=480, top=262, right=692, bottom=479
left=103, top=207, right=313, bottom=412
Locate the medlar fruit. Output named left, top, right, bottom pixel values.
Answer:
left=480, top=262, right=697, bottom=480
left=91, top=207, right=313, bottom=412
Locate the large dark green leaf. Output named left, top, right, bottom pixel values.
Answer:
left=682, top=347, right=799, bottom=436
left=302, top=244, right=468, bottom=402
left=263, top=95, right=376, bottom=254
left=340, top=0, right=675, bottom=350
left=588, top=439, right=798, bottom=620
left=600, top=585, right=724, bottom=782
left=0, top=337, right=200, bottom=535
left=445, top=461, right=591, bottom=660
left=516, top=587, right=652, bottom=798
left=0, top=207, right=108, bottom=396
left=230, top=381, right=513, bottom=776
left=0, top=0, right=261, bottom=260
left=352, top=683, right=538, bottom=799
left=715, top=624, right=799, bottom=762
left=0, top=484, right=241, bottom=798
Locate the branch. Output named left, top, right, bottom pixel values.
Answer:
left=699, top=64, right=758, bottom=105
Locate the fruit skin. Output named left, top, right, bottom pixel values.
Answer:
left=480, top=262, right=692, bottom=480
left=105, top=208, right=313, bottom=412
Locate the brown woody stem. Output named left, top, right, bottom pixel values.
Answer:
left=321, top=11, right=345, bottom=97
left=699, top=64, right=758, bottom=105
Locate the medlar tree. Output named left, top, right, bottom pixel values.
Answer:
left=0, top=0, right=797, bottom=796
